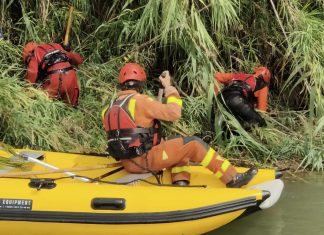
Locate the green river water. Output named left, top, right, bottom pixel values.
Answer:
left=207, top=173, right=324, bottom=235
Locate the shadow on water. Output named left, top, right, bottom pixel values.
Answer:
left=205, top=173, right=324, bottom=235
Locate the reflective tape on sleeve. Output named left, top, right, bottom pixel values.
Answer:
left=167, top=96, right=183, bottom=107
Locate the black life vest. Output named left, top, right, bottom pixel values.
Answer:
left=103, top=94, right=161, bottom=160
left=223, top=76, right=253, bottom=97
left=222, top=75, right=267, bottom=103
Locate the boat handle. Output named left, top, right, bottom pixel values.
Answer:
left=91, top=198, right=126, bottom=210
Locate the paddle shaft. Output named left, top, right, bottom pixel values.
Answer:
left=24, top=156, right=90, bottom=182
left=157, top=71, right=167, bottom=102
left=0, top=146, right=109, bottom=158
left=157, top=88, right=164, bottom=102
left=0, top=145, right=89, bottom=182
left=0, top=162, right=122, bottom=178
left=63, top=6, right=74, bottom=46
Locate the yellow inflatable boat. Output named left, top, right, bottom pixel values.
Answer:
left=0, top=149, right=284, bottom=235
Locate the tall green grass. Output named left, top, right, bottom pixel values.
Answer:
left=0, top=0, right=323, bottom=170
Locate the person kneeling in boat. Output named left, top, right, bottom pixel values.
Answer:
left=22, top=42, right=84, bottom=107
left=213, top=67, right=271, bottom=130
left=102, top=63, right=257, bottom=187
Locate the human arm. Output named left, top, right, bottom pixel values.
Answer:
left=57, top=43, right=84, bottom=66
left=65, top=50, right=84, bottom=66
left=25, top=59, right=38, bottom=83
left=214, top=72, right=235, bottom=84
left=137, top=71, right=182, bottom=122
left=214, top=72, right=251, bottom=94
left=213, top=72, right=232, bottom=94
left=255, top=86, right=269, bottom=112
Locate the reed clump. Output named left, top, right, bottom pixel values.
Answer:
left=0, top=0, right=323, bottom=170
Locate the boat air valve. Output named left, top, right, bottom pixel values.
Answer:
left=29, top=178, right=57, bottom=190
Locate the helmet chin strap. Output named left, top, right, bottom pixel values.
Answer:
left=120, top=80, right=144, bottom=93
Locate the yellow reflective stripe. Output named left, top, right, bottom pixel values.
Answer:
left=215, top=171, right=223, bottom=179
left=101, top=107, right=108, bottom=121
left=171, top=166, right=190, bottom=174
left=201, top=148, right=215, bottom=167
left=221, top=160, right=231, bottom=172
left=167, top=96, right=182, bottom=107
left=162, top=151, right=169, bottom=160
left=128, top=98, right=136, bottom=120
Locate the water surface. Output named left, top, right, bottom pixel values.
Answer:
left=207, top=173, right=324, bottom=235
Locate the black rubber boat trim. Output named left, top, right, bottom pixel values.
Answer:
left=237, top=190, right=272, bottom=218
left=275, top=170, right=283, bottom=179
left=262, top=190, right=271, bottom=201
left=0, top=196, right=257, bottom=224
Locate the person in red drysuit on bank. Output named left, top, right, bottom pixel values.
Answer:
left=22, top=42, right=84, bottom=106
left=213, top=67, right=271, bottom=130
left=102, top=63, right=257, bottom=187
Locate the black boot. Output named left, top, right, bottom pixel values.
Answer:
left=226, top=167, right=258, bottom=188
left=172, top=180, right=189, bottom=186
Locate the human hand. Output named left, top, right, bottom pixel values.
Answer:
left=61, top=42, right=71, bottom=52
left=159, top=70, right=171, bottom=88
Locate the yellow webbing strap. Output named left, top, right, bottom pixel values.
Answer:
left=128, top=98, right=136, bottom=120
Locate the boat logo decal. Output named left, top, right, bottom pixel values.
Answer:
left=0, top=198, right=32, bottom=210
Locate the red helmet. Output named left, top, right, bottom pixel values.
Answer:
left=118, top=63, right=147, bottom=84
left=23, top=42, right=38, bottom=62
left=254, top=66, right=271, bottom=83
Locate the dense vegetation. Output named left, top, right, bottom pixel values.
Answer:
left=0, top=0, right=323, bottom=170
